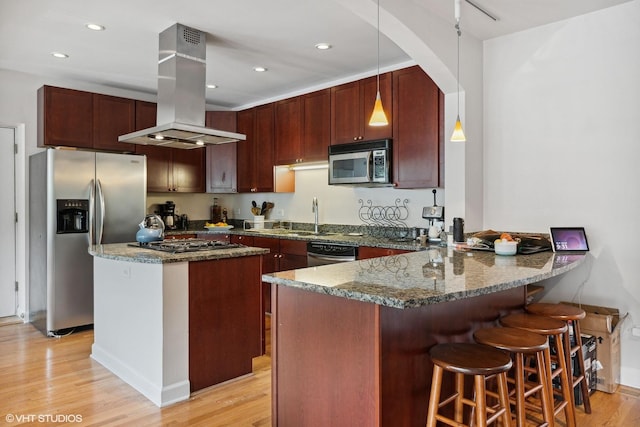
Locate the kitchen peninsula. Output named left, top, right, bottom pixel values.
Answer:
left=89, top=242, right=268, bottom=407
left=263, top=248, right=586, bottom=426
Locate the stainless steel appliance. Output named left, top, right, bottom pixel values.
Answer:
left=328, top=139, right=392, bottom=186
left=29, top=149, right=146, bottom=336
left=129, top=239, right=241, bottom=253
left=307, top=242, right=358, bottom=267
left=118, top=23, right=245, bottom=149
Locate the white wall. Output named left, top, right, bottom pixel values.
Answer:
left=483, top=1, right=640, bottom=388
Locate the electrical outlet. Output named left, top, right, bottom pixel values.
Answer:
left=632, top=327, right=640, bottom=337
left=235, top=208, right=241, bottom=215
left=277, top=209, right=285, bottom=217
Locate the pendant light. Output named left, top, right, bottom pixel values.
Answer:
left=450, top=0, right=466, bottom=142
left=369, top=0, right=389, bottom=127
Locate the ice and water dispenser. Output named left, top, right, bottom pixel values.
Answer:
left=56, top=199, right=89, bottom=233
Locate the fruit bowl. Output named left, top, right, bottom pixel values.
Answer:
left=494, top=240, right=518, bottom=256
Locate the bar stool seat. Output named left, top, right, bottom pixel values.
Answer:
left=526, top=302, right=592, bottom=414
left=426, top=343, right=512, bottom=427
left=500, top=313, right=576, bottom=427
left=474, top=327, right=555, bottom=427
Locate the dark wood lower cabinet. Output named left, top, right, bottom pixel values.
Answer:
left=188, top=255, right=262, bottom=392
left=272, top=284, right=526, bottom=426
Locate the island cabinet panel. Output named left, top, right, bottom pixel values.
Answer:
left=92, top=93, right=136, bottom=152
left=331, top=73, right=392, bottom=145
left=206, top=111, right=238, bottom=193
left=237, top=105, right=275, bottom=193
left=272, top=286, right=379, bottom=427
left=357, top=246, right=412, bottom=259
left=271, top=284, right=526, bottom=426
left=134, top=100, right=157, bottom=131
left=392, top=65, right=443, bottom=188
left=188, top=256, right=262, bottom=392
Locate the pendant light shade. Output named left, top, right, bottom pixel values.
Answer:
left=450, top=0, right=466, bottom=142
left=369, top=91, right=388, bottom=126
left=369, top=0, right=388, bottom=127
left=451, top=115, right=466, bottom=141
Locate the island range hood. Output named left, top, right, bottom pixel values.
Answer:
left=119, top=23, right=245, bottom=149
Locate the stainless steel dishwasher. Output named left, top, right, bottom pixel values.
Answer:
left=307, top=241, right=358, bottom=266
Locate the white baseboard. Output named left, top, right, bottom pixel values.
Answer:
left=621, top=366, right=640, bottom=390
left=91, top=343, right=190, bottom=407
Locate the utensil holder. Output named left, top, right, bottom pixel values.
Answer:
left=253, top=215, right=265, bottom=229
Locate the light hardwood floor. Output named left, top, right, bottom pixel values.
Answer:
left=1, top=318, right=638, bottom=426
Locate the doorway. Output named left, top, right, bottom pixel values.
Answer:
left=0, top=127, right=17, bottom=318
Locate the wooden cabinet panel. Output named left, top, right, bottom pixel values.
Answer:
left=172, top=148, right=206, bottom=193
left=254, top=104, right=275, bottom=192
left=135, top=100, right=157, bottom=131
left=136, top=145, right=172, bottom=192
left=237, top=105, right=274, bottom=193
left=231, top=234, right=254, bottom=246
left=189, top=256, right=262, bottom=391
left=92, top=94, right=136, bottom=152
left=392, top=65, right=443, bottom=188
left=357, top=246, right=411, bottom=260
left=136, top=145, right=205, bottom=193
left=302, top=89, right=331, bottom=162
left=253, top=236, right=280, bottom=274
left=38, top=86, right=93, bottom=149
left=275, top=97, right=303, bottom=165
left=206, top=111, right=238, bottom=193
left=331, top=73, right=392, bottom=145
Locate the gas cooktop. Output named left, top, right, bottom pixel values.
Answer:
left=129, top=239, right=242, bottom=253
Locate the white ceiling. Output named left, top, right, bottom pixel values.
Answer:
left=0, top=0, right=630, bottom=109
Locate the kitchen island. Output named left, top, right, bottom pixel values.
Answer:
left=89, top=242, right=269, bottom=407
left=262, top=247, right=586, bottom=426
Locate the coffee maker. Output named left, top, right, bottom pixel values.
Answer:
left=159, top=201, right=176, bottom=230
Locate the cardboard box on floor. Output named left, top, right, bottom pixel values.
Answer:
left=562, top=302, right=627, bottom=393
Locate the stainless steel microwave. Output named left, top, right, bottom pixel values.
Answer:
left=328, top=139, right=392, bottom=186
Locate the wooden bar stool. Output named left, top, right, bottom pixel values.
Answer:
left=426, top=343, right=512, bottom=427
left=526, top=302, right=592, bottom=414
left=500, top=313, right=576, bottom=427
left=474, top=327, right=555, bottom=427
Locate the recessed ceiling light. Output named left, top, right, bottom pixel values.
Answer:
left=206, top=84, right=218, bottom=89
left=86, top=23, right=105, bottom=31
left=51, top=52, right=69, bottom=59
left=315, top=43, right=332, bottom=50
left=253, top=67, right=267, bottom=72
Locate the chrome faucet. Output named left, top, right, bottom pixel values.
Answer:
left=312, top=197, right=319, bottom=234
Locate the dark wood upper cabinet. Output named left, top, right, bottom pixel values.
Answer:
left=135, top=100, right=157, bottom=130
left=331, top=73, right=392, bottom=145
left=206, top=111, right=238, bottom=193
left=171, top=148, right=206, bottom=193
left=38, top=86, right=137, bottom=152
left=302, top=89, right=331, bottom=162
left=274, top=97, right=303, bottom=165
left=392, top=65, right=443, bottom=188
left=237, top=105, right=274, bottom=193
left=38, top=86, right=93, bottom=149
left=92, top=94, right=136, bottom=152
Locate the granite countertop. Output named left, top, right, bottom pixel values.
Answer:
left=89, top=243, right=269, bottom=264
left=169, top=227, right=425, bottom=251
left=262, top=247, right=587, bottom=309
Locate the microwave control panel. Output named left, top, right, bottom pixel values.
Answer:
left=372, top=150, right=387, bottom=182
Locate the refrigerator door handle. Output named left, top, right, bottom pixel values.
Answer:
left=89, top=179, right=95, bottom=245
left=96, top=179, right=106, bottom=244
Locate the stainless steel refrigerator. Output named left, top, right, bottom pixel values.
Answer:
left=29, top=149, right=146, bottom=336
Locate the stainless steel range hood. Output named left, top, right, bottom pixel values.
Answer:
left=119, top=23, right=245, bottom=149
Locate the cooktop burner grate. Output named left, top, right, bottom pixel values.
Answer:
left=130, top=238, right=242, bottom=253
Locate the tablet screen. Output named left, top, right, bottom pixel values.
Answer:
left=549, top=227, right=589, bottom=252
